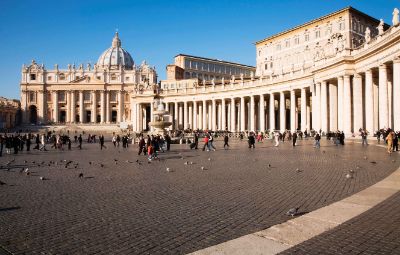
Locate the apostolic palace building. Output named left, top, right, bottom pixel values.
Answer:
left=20, top=6, right=400, bottom=134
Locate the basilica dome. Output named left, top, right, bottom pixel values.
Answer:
left=97, top=32, right=134, bottom=70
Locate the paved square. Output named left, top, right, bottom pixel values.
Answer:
left=0, top=138, right=399, bottom=254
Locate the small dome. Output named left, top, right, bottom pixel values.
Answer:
left=97, top=32, right=134, bottom=70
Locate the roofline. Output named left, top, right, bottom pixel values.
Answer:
left=254, top=6, right=387, bottom=45
left=174, top=54, right=255, bottom=69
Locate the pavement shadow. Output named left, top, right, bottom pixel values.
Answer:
left=0, top=206, right=21, bottom=212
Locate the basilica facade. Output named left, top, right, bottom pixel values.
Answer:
left=20, top=6, right=400, bottom=135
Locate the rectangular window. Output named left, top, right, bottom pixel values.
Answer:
left=315, top=30, right=320, bottom=39
left=59, top=74, right=65, bottom=80
left=125, top=76, right=130, bottom=81
left=84, top=91, right=91, bottom=101
left=30, top=74, right=36, bottom=80
left=47, top=76, right=52, bottom=81
left=110, top=91, right=117, bottom=102
left=185, top=59, right=190, bottom=69
left=285, top=40, right=290, bottom=48
left=59, top=91, right=66, bottom=102
left=294, top=36, right=300, bottom=45
left=265, top=63, right=268, bottom=70
left=29, top=92, right=36, bottom=102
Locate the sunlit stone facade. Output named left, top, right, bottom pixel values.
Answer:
left=0, top=97, right=20, bottom=129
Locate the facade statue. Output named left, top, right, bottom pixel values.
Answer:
left=231, top=75, right=235, bottom=84
left=221, top=77, right=225, bottom=85
left=54, top=64, right=58, bottom=70
left=79, top=64, right=83, bottom=70
left=393, top=8, right=399, bottom=26
left=250, top=71, right=254, bottom=80
left=365, top=27, right=371, bottom=43
left=87, top=63, right=91, bottom=71
left=67, top=64, right=71, bottom=70
left=240, top=73, right=244, bottom=81
left=378, top=19, right=385, bottom=35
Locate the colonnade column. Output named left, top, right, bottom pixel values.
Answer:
left=320, top=81, right=328, bottom=133
left=198, top=103, right=203, bottom=130
left=221, top=99, right=226, bottom=131
left=212, top=99, right=217, bottom=131
left=393, top=58, right=400, bottom=131
left=290, top=90, right=296, bottom=132
left=250, top=95, right=255, bottom=132
left=379, top=64, right=389, bottom=129
left=193, top=101, right=198, bottom=130
left=315, top=82, right=321, bottom=131
left=174, top=102, right=178, bottom=130
left=106, top=91, right=110, bottom=123
left=202, top=100, right=207, bottom=130
left=231, top=98, right=236, bottom=132
left=343, top=75, right=352, bottom=134
left=66, top=91, right=71, bottom=123
left=208, top=103, right=212, bottom=130
left=259, top=94, right=265, bottom=132
left=280, top=92, right=286, bottom=132
left=329, top=83, right=338, bottom=131
left=188, top=102, right=192, bottom=129
left=118, top=90, right=124, bottom=123
left=71, top=91, right=76, bottom=123
left=337, top=77, right=344, bottom=131
left=217, top=102, right=222, bottom=130
left=179, top=103, right=183, bottom=128
left=301, top=88, right=307, bottom=131
left=53, top=91, right=58, bottom=123
left=100, top=90, right=105, bottom=123
left=92, top=91, right=97, bottom=123
left=240, top=97, right=245, bottom=132
left=353, top=74, right=363, bottom=132
left=269, top=93, right=275, bottom=131
left=79, top=91, right=84, bottom=123
left=365, top=69, right=374, bottom=133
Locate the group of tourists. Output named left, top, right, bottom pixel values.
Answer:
left=137, top=134, right=171, bottom=160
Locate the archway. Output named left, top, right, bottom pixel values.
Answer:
left=29, top=105, right=37, bottom=124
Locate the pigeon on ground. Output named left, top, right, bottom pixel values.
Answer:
left=208, top=158, right=211, bottom=161
left=166, top=168, right=172, bottom=172
left=23, top=160, right=27, bottom=163
left=346, top=173, right=353, bottom=179
left=201, top=166, right=205, bottom=170
left=349, top=169, right=355, bottom=174
left=355, top=166, right=360, bottom=170
left=6, top=159, right=15, bottom=166
left=392, top=160, right=396, bottom=163
left=286, top=207, right=299, bottom=216
left=189, top=162, right=193, bottom=165
left=370, top=161, right=377, bottom=164
left=24, top=168, right=29, bottom=173
left=363, top=156, right=368, bottom=160
left=296, top=168, right=302, bottom=173
left=39, top=176, right=46, bottom=180
left=0, top=180, right=6, bottom=185
left=78, top=173, right=84, bottom=178
left=100, top=164, right=104, bottom=168
left=268, top=164, right=272, bottom=168
left=89, top=161, right=92, bottom=165
left=184, top=161, right=188, bottom=165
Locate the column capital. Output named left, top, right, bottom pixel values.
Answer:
left=354, top=73, right=362, bottom=79
left=393, top=57, right=400, bottom=64
left=379, top=63, right=387, bottom=69
left=365, top=69, right=372, bottom=75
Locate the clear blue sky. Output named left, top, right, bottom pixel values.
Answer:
left=0, top=0, right=397, bottom=99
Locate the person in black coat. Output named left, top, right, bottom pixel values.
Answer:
left=292, top=132, right=297, bottom=147
left=248, top=133, right=255, bottom=149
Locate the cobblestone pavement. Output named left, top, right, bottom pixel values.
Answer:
left=0, top=138, right=399, bottom=254
left=280, top=190, right=400, bottom=255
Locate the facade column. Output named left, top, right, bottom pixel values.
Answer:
left=193, top=101, right=198, bottom=130
left=79, top=91, right=84, bottom=123
left=379, top=64, right=389, bottom=129
left=212, top=99, right=217, bottom=131
left=150, top=101, right=154, bottom=131
left=329, top=83, right=338, bottom=131
left=198, top=103, right=203, bottom=130
left=208, top=103, right=212, bottom=130
left=393, top=59, right=400, bottom=131
left=118, top=90, right=124, bottom=123
left=343, top=75, right=352, bottom=134
left=231, top=98, right=236, bottom=132
left=290, top=90, right=296, bottom=132
left=250, top=95, right=255, bottom=132
left=100, top=90, right=105, bottom=123
left=269, top=93, right=275, bottom=131
left=37, top=90, right=45, bottom=123
left=240, top=97, right=245, bottom=131
left=106, top=91, right=110, bottom=123
left=301, top=88, right=307, bottom=131
left=320, top=81, right=328, bottom=132
left=92, top=91, right=97, bottom=123
left=365, top=69, right=374, bottom=133
left=353, top=73, right=363, bottom=132
left=178, top=103, right=183, bottom=128
left=217, top=102, right=222, bottom=130
left=259, top=94, right=265, bottom=132
left=280, top=92, right=286, bottom=132
left=53, top=91, right=58, bottom=123
left=131, top=102, right=136, bottom=131
left=174, top=102, right=178, bottom=130
left=202, top=100, right=207, bottom=130
left=315, top=82, right=321, bottom=131
left=337, top=76, right=344, bottom=131
left=183, top=101, right=188, bottom=130
left=71, top=91, right=76, bottom=123
left=66, top=91, right=71, bottom=123
left=221, top=99, right=226, bottom=131
left=188, top=103, right=193, bottom=129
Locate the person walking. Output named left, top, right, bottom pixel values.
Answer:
left=78, top=134, right=83, bottom=150
left=314, top=132, right=321, bottom=148
left=99, top=135, right=106, bottom=150
left=223, top=134, right=229, bottom=149
left=393, top=132, right=399, bottom=152
left=386, top=129, right=394, bottom=154
left=138, top=136, right=146, bottom=155
left=274, top=132, right=280, bottom=147
left=208, top=133, right=216, bottom=151
left=292, top=131, right=297, bottom=147
left=202, top=135, right=209, bottom=151
left=26, top=134, right=31, bottom=151
left=361, top=129, right=368, bottom=146
left=248, top=132, right=255, bottom=149
left=194, top=133, right=199, bottom=149
left=39, top=134, right=47, bottom=151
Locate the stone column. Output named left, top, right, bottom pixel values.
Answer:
left=353, top=74, right=363, bottom=132
left=37, top=90, right=45, bottom=123
left=79, top=91, right=84, bottom=123
left=343, top=75, right=352, bottom=134
left=306, top=103, right=311, bottom=131
left=259, top=94, right=265, bottom=132
left=106, top=91, right=110, bottom=123
left=315, top=82, right=321, bottom=131
left=301, top=88, right=307, bottom=131
left=71, top=91, right=76, bottom=123
left=193, top=101, right=198, bottom=130
left=179, top=103, right=183, bottom=128
left=240, top=97, right=245, bottom=131
left=320, top=81, right=328, bottom=132
left=231, top=98, right=236, bottom=132
left=150, top=101, right=154, bottom=131
left=212, top=99, right=217, bottom=131
left=208, top=103, right=212, bottom=130
left=100, top=90, right=105, bottom=123
left=221, top=99, right=226, bottom=131
left=202, top=100, right=207, bottom=130
left=379, top=64, right=389, bottom=129
left=337, top=76, right=344, bottom=131
left=198, top=103, right=203, bottom=130
left=290, top=90, right=296, bottom=132
left=118, top=90, right=124, bottom=123
left=393, top=59, right=400, bottom=131
left=365, top=69, right=374, bottom=133
left=188, top=103, right=193, bottom=129
left=183, top=101, right=188, bottom=130
left=217, top=102, right=221, bottom=130
left=269, top=93, right=275, bottom=131
left=280, top=92, right=286, bottom=132
left=53, top=91, right=58, bottom=123
left=250, top=95, right=255, bottom=131
left=131, top=102, right=136, bottom=131
left=329, top=83, right=338, bottom=131
left=66, top=91, right=71, bottom=123
left=92, top=91, right=97, bottom=123
left=174, top=102, right=179, bottom=130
